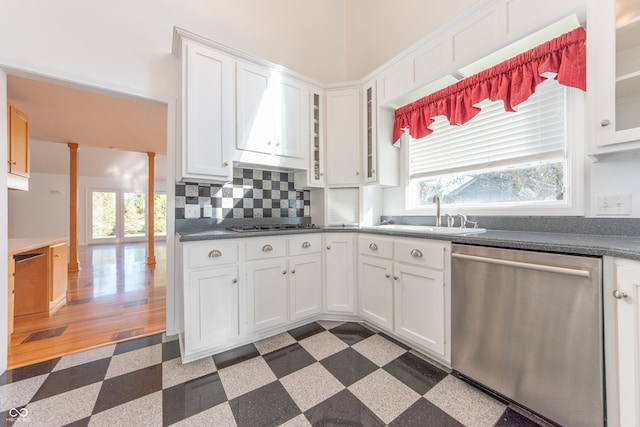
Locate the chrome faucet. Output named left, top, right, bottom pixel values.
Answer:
left=432, top=195, right=441, bottom=227
left=457, top=213, right=467, bottom=228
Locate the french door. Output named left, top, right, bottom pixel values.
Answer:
left=89, top=189, right=166, bottom=244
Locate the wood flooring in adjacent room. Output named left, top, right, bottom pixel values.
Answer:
left=8, top=242, right=167, bottom=369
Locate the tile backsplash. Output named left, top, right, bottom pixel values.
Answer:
left=176, top=168, right=311, bottom=220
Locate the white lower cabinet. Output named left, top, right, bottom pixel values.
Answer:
left=605, top=257, right=640, bottom=427
left=246, top=258, right=289, bottom=332
left=289, top=254, right=322, bottom=320
left=324, top=233, right=356, bottom=314
left=181, top=241, right=240, bottom=357
left=358, top=234, right=450, bottom=363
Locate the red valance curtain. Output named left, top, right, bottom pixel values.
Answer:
left=392, top=26, right=587, bottom=146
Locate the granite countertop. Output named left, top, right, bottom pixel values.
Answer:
left=177, top=226, right=640, bottom=261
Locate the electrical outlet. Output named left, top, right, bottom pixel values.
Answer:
left=596, top=194, right=632, bottom=216
left=184, top=204, right=201, bottom=219
left=203, top=205, right=213, bottom=218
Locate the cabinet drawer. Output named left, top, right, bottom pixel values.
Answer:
left=246, top=237, right=287, bottom=260
left=394, top=239, right=447, bottom=270
left=187, top=241, right=239, bottom=268
left=359, top=234, right=393, bottom=259
left=288, top=235, right=322, bottom=256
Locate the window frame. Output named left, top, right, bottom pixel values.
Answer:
left=401, top=86, right=585, bottom=217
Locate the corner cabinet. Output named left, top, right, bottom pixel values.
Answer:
left=589, top=0, right=640, bottom=156
left=324, top=233, right=356, bottom=314
left=604, top=257, right=640, bottom=427
left=325, top=88, right=362, bottom=186
left=178, top=40, right=235, bottom=183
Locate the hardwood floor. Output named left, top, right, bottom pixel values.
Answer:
left=8, top=242, right=166, bottom=369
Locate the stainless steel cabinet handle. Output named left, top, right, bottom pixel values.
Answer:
left=612, top=290, right=628, bottom=299
left=232, top=278, right=238, bottom=284
left=385, top=273, right=391, bottom=279
left=369, top=243, right=378, bottom=251
left=410, top=249, right=423, bottom=257
left=599, top=119, right=611, bottom=127
left=208, top=249, right=222, bottom=258
left=262, top=244, right=273, bottom=252
left=302, top=242, right=311, bottom=248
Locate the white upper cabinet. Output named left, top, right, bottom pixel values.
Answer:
left=325, top=87, right=362, bottom=186
left=589, top=0, right=640, bottom=156
left=179, top=41, right=235, bottom=183
left=236, top=61, right=308, bottom=169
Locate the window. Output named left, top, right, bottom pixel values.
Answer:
left=407, top=78, right=583, bottom=214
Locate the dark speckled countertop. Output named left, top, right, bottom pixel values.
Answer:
left=177, top=222, right=640, bottom=261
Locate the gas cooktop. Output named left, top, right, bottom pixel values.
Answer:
left=226, top=224, right=319, bottom=233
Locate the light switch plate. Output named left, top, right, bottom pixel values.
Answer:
left=595, top=194, right=632, bottom=216
left=185, top=204, right=201, bottom=219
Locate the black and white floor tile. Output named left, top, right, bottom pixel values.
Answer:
left=0, top=321, right=543, bottom=426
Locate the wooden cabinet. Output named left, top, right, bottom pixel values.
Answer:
left=604, top=257, right=640, bottom=427
left=589, top=0, right=640, bottom=156
left=236, top=61, right=308, bottom=168
left=357, top=234, right=450, bottom=363
left=324, top=233, right=356, bottom=313
left=7, top=103, right=30, bottom=191
left=181, top=240, right=240, bottom=358
left=49, top=243, right=68, bottom=309
left=325, top=88, right=361, bottom=186
left=8, top=257, right=15, bottom=336
left=178, top=39, right=235, bottom=183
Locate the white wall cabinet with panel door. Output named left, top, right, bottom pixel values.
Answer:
left=604, top=257, right=640, bottom=427
left=325, top=88, right=361, bottom=185
left=181, top=240, right=240, bottom=361
left=236, top=61, right=308, bottom=169
left=324, top=233, right=356, bottom=314
left=589, top=0, right=640, bottom=157
left=176, top=36, right=235, bottom=183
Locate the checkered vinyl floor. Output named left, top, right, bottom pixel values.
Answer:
left=1, top=321, right=541, bottom=426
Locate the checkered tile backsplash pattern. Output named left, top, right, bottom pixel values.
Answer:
left=176, top=168, right=311, bottom=220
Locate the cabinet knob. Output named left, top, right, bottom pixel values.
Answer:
left=369, top=243, right=378, bottom=251
left=208, top=249, right=222, bottom=258
left=282, top=270, right=287, bottom=275
left=291, top=269, right=296, bottom=274
left=612, top=289, right=628, bottom=299
left=385, top=273, right=391, bottom=279
left=262, top=244, right=273, bottom=252
left=55, top=254, right=60, bottom=258
left=267, top=141, right=272, bottom=145
left=232, top=278, right=238, bottom=284
left=326, top=246, right=331, bottom=250
left=393, top=275, right=399, bottom=280
left=410, top=249, right=423, bottom=257
left=302, top=242, right=311, bottom=248
left=356, top=171, right=360, bottom=176
left=599, top=119, right=611, bottom=127
left=223, top=161, right=229, bottom=167
left=8, top=161, right=17, bottom=165
left=276, top=142, right=280, bottom=147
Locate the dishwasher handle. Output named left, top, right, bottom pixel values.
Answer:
left=452, top=252, right=591, bottom=279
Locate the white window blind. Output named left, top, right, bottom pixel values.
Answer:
left=409, top=78, right=566, bottom=179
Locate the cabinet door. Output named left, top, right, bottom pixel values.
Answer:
left=237, top=62, right=273, bottom=155
left=613, top=263, right=640, bottom=426
left=182, top=43, right=234, bottom=181
left=50, top=243, right=68, bottom=304
left=246, top=258, right=288, bottom=331
left=324, top=234, right=355, bottom=313
left=394, top=262, right=445, bottom=356
left=289, top=254, right=322, bottom=320
left=8, top=257, right=15, bottom=336
left=277, top=77, right=307, bottom=159
left=359, top=257, right=393, bottom=330
left=325, top=88, right=361, bottom=185
left=363, top=83, right=377, bottom=184
left=185, top=265, right=239, bottom=353
left=8, top=104, right=30, bottom=178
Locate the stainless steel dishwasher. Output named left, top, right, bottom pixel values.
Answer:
left=451, top=244, right=604, bottom=427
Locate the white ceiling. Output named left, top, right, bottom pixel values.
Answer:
left=7, top=73, right=168, bottom=156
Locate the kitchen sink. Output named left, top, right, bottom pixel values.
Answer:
left=367, top=224, right=486, bottom=235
